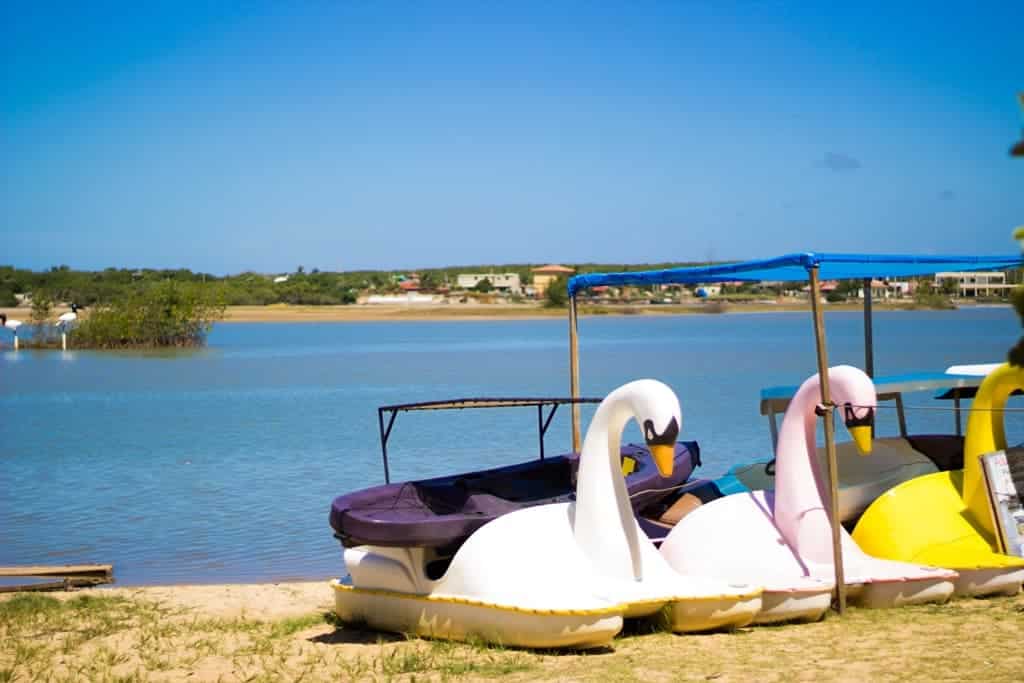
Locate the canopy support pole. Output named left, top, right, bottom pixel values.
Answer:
left=809, top=266, right=846, bottom=614
left=379, top=408, right=399, bottom=484
left=538, top=403, right=560, bottom=460
left=569, top=294, right=581, bottom=452
left=862, top=277, right=874, bottom=378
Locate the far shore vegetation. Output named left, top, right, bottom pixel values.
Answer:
left=0, top=262, right=1012, bottom=348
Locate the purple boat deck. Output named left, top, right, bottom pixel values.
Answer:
left=331, top=441, right=701, bottom=549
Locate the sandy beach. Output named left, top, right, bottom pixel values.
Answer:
left=2, top=582, right=1022, bottom=682
left=0, top=300, right=997, bottom=326
left=0, top=301, right=942, bottom=324
left=216, top=301, right=936, bottom=322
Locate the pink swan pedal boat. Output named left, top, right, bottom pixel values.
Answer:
left=659, top=366, right=957, bottom=624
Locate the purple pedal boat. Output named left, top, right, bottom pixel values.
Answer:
left=330, top=397, right=701, bottom=557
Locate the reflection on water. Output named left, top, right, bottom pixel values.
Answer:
left=0, top=309, right=1019, bottom=585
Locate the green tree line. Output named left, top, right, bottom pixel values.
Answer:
left=0, top=261, right=715, bottom=310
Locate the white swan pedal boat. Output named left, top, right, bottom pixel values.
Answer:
left=331, top=383, right=762, bottom=648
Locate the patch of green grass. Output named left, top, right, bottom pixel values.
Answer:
left=0, top=593, right=63, bottom=620
left=368, top=636, right=536, bottom=678
left=268, top=612, right=327, bottom=638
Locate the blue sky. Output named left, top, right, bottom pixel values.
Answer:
left=2, top=1, right=1022, bottom=273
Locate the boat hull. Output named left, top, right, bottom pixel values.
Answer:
left=331, top=580, right=623, bottom=649
left=848, top=576, right=954, bottom=608
left=666, top=592, right=762, bottom=632
left=754, top=588, right=832, bottom=624
left=951, top=567, right=1024, bottom=597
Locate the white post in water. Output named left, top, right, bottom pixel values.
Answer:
left=13, top=333, right=18, bottom=350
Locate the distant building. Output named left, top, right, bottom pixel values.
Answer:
left=456, top=273, right=522, bottom=293
left=398, top=279, right=420, bottom=292
left=800, top=280, right=841, bottom=294
left=934, top=271, right=1012, bottom=297
left=273, top=275, right=289, bottom=284
left=531, top=265, right=575, bottom=297
left=854, top=280, right=914, bottom=299
left=364, top=293, right=439, bottom=305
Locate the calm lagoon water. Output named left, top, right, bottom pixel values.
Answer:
left=1, top=308, right=1021, bottom=585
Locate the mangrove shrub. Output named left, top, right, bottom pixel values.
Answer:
left=73, top=281, right=226, bottom=349
left=544, top=276, right=568, bottom=308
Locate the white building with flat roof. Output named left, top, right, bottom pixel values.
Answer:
left=934, top=271, right=1012, bottom=297
left=364, top=293, right=439, bottom=305
left=456, top=273, right=521, bottom=293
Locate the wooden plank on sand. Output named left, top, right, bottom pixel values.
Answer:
left=0, top=575, right=113, bottom=593
left=0, top=564, right=114, bottom=593
left=0, top=564, right=113, bottom=579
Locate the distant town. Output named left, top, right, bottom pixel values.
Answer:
left=0, top=262, right=1016, bottom=313
left=360, top=266, right=1014, bottom=306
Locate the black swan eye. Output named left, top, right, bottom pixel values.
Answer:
left=843, top=403, right=874, bottom=428
left=643, top=417, right=679, bottom=445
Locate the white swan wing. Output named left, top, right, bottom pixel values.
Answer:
left=661, top=492, right=824, bottom=592
left=433, top=503, right=619, bottom=612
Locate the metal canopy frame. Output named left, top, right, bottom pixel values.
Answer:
left=565, top=252, right=1020, bottom=615
left=759, top=372, right=987, bottom=447
left=377, top=397, right=601, bottom=484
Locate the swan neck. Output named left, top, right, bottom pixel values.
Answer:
left=574, top=392, right=644, bottom=580
left=776, top=376, right=827, bottom=505
left=769, top=373, right=833, bottom=557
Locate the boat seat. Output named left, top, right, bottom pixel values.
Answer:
left=907, top=434, right=964, bottom=471
left=638, top=479, right=723, bottom=544
left=331, top=442, right=702, bottom=549
left=658, top=481, right=723, bottom=526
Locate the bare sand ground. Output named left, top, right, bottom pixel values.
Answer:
left=99, top=581, right=334, bottom=620
left=219, top=301, right=919, bottom=322
left=3, top=583, right=1022, bottom=682
left=221, top=303, right=566, bottom=322
left=1, top=301, right=993, bottom=326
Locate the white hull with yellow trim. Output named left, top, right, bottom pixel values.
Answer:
left=332, top=580, right=623, bottom=649
left=336, top=501, right=761, bottom=647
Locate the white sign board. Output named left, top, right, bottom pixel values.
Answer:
left=981, top=449, right=1024, bottom=558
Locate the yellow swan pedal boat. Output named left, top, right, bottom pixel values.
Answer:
left=852, top=363, right=1024, bottom=596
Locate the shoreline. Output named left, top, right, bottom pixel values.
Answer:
left=214, top=302, right=1005, bottom=323
left=0, top=302, right=1004, bottom=326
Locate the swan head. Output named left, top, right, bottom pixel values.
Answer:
left=618, top=379, right=681, bottom=478
left=826, top=365, right=876, bottom=455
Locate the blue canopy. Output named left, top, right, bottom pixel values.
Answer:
left=567, top=252, right=1024, bottom=296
